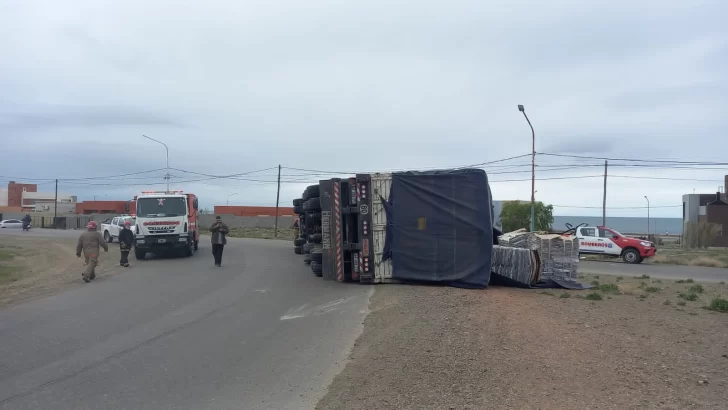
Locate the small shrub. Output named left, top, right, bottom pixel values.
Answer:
left=639, top=274, right=650, bottom=279
left=677, top=301, right=686, bottom=306
left=676, top=280, right=686, bottom=284
left=616, top=276, right=623, bottom=282
left=720, top=281, right=726, bottom=285
left=645, top=286, right=660, bottom=293
left=686, top=278, right=694, bottom=283
left=639, top=294, right=648, bottom=300
left=594, top=275, right=600, bottom=279
left=559, top=293, right=571, bottom=299
left=706, top=297, right=728, bottom=313
left=688, top=284, right=704, bottom=294
left=598, top=283, right=620, bottom=294
left=662, top=299, right=672, bottom=306
left=654, top=280, right=662, bottom=284
left=584, top=293, right=603, bottom=301
left=590, top=280, right=601, bottom=286
left=679, top=292, right=699, bottom=301
left=539, top=291, right=554, bottom=296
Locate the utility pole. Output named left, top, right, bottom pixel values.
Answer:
left=54, top=179, right=58, bottom=222
left=142, top=134, right=170, bottom=191
left=274, top=164, right=281, bottom=238
left=518, top=105, right=536, bottom=232
left=644, top=196, right=650, bottom=236
left=602, top=160, right=607, bottom=226
left=227, top=193, right=238, bottom=206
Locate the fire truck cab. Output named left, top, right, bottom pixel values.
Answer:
left=133, top=190, right=199, bottom=260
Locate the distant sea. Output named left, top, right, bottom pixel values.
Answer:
left=551, top=216, right=682, bottom=235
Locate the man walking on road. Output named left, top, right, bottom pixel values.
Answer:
left=76, top=221, right=109, bottom=283
left=119, top=220, right=134, bottom=267
left=210, top=216, right=229, bottom=267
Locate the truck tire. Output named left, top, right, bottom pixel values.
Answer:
left=622, top=248, right=641, bottom=264
left=311, top=249, right=322, bottom=263
left=293, top=198, right=303, bottom=206
left=294, top=246, right=303, bottom=254
left=306, top=197, right=321, bottom=211
left=135, top=248, right=146, bottom=260
left=304, top=253, right=312, bottom=264
left=303, top=243, right=313, bottom=254
left=185, top=241, right=194, bottom=257
left=311, top=233, right=322, bottom=244
left=307, top=185, right=320, bottom=197
left=294, top=237, right=306, bottom=246
left=194, top=239, right=199, bottom=250
left=104, top=231, right=112, bottom=243
left=294, top=205, right=304, bottom=214
left=308, top=212, right=321, bottom=224
left=311, top=261, right=323, bottom=276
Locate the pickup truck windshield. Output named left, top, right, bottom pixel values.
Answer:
left=137, top=197, right=187, bottom=218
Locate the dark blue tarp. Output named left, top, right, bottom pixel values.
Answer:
left=382, top=169, right=493, bottom=289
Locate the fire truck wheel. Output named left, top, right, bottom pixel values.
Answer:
left=311, top=249, right=323, bottom=262
left=135, top=248, right=146, bottom=260
left=294, top=237, right=306, bottom=246
left=622, top=248, right=641, bottom=264
left=294, top=246, right=303, bottom=254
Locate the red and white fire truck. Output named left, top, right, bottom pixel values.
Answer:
left=132, top=190, right=200, bottom=260
left=575, top=225, right=656, bottom=264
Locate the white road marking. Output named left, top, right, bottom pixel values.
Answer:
left=280, top=297, right=355, bottom=321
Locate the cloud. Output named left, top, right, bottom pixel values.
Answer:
left=1, top=0, right=727, bottom=217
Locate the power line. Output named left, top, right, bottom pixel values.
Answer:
left=539, top=152, right=728, bottom=166
left=551, top=204, right=681, bottom=209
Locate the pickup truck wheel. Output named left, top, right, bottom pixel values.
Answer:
left=622, top=249, right=641, bottom=264
left=135, top=248, right=146, bottom=260
left=104, top=231, right=112, bottom=243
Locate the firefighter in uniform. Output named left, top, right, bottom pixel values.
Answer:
left=76, top=221, right=109, bottom=282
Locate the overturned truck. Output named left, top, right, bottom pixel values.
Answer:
left=292, top=169, right=494, bottom=288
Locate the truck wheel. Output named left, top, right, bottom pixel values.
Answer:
left=311, top=249, right=323, bottom=263
left=307, top=185, right=320, bottom=197
left=304, top=253, right=312, bottom=264
left=293, top=198, right=303, bottom=206
left=294, top=237, right=306, bottom=246
left=622, top=249, right=641, bottom=264
left=311, top=233, right=322, bottom=244
left=294, top=205, right=304, bottom=214
left=303, top=243, right=313, bottom=254
left=194, top=239, right=199, bottom=251
left=294, top=246, right=303, bottom=254
left=104, top=231, right=112, bottom=243
left=311, top=261, right=323, bottom=276
left=306, top=197, right=321, bottom=211
left=135, top=248, right=146, bottom=260
left=185, top=241, right=194, bottom=257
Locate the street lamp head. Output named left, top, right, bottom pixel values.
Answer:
left=517, top=104, right=525, bottom=112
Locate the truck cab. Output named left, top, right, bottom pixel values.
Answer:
left=575, top=225, right=655, bottom=264
left=133, top=190, right=199, bottom=260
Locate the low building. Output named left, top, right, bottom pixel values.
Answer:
left=681, top=175, right=728, bottom=247
left=75, top=200, right=135, bottom=215
left=214, top=206, right=294, bottom=217
left=20, top=191, right=76, bottom=211
left=7, top=181, right=37, bottom=207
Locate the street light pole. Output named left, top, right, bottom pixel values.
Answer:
left=142, top=134, right=170, bottom=191
left=227, top=193, right=238, bottom=206
left=518, top=104, right=536, bottom=232
left=644, top=196, right=650, bottom=236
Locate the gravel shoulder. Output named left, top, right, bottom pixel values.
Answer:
left=317, top=276, right=728, bottom=410
left=0, top=236, right=122, bottom=306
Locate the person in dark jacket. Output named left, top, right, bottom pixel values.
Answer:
left=118, top=220, right=134, bottom=267
left=209, top=216, right=229, bottom=267
left=22, top=214, right=31, bottom=228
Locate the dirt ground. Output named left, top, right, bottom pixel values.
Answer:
left=0, top=236, right=122, bottom=306
left=317, top=274, right=728, bottom=410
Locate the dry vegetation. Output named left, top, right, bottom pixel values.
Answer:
left=649, top=245, right=728, bottom=269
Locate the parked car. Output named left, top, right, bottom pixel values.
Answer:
left=0, top=219, right=23, bottom=229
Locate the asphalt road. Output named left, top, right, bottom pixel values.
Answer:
left=0, top=233, right=371, bottom=410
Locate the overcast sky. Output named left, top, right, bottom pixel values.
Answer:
left=1, top=0, right=726, bottom=218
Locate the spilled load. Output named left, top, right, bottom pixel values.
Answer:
left=492, top=228, right=580, bottom=287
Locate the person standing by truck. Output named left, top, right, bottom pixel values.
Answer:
left=209, top=216, right=229, bottom=267
left=76, top=221, right=109, bottom=282
left=118, top=220, right=134, bottom=267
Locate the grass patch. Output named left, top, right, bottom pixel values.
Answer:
left=677, top=301, right=687, bottom=306
left=224, top=227, right=297, bottom=241
left=688, top=284, right=704, bottom=294
left=594, top=275, right=599, bottom=279
left=689, top=256, right=726, bottom=268
left=638, top=274, right=650, bottom=279
left=676, top=280, right=686, bottom=284
left=705, top=297, right=728, bottom=313
left=644, top=286, right=660, bottom=293
left=584, top=293, right=603, bottom=301
left=0, top=265, right=21, bottom=283
left=616, top=276, right=623, bottom=282
left=590, top=280, right=600, bottom=286
left=539, top=291, right=554, bottom=296
left=679, top=292, right=699, bottom=302
left=0, top=249, right=17, bottom=262
left=559, top=292, right=571, bottom=299
left=686, top=278, right=695, bottom=283
left=598, top=283, right=620, bottom=294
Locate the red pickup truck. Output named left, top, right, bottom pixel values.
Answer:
left=575, top=225, right=656, bottom=264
